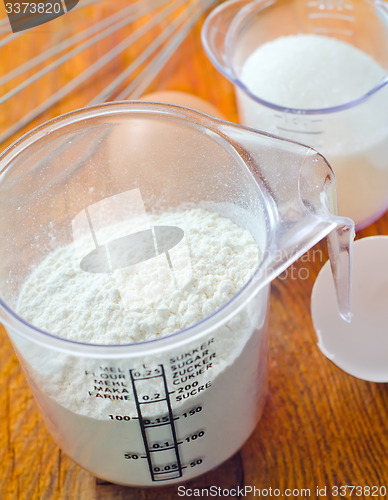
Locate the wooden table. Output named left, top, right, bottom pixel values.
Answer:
left=1, top=2, right=387, bottom=498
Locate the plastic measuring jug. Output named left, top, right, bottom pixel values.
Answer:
left=202, top=0, right=388, bottom=228
left=0, top=102, right=354, bottom=487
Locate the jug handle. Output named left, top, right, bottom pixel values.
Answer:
left=201, top=0, right=250, bottom=82
left=213, top=119, right=355, bottom=321
left=297, top=148, right=355, bottom=321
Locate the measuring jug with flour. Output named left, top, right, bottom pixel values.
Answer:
left=202, top=0, right=388, bottom=228
left=0, top=102, right=353, bottom=486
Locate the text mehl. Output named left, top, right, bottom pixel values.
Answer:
left=86, top=366, right=130, bottom=400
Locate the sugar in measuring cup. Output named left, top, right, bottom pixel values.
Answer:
left=0, top=102, right=354, bottom=486
left=202, top=0, right=388, bottom=228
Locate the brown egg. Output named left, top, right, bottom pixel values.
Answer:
left=105, top=92, right=227, bottom=210
left=140, top=90, right=225, bottom=119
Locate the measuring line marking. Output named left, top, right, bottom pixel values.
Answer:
left=129, top=371, right=154, bottom=480
left=129, top=365, right=183, bottom=481
left=308, top=12, right=355, bottom=21
left=139, top=398, right=168, bottom=404
left=143, top=422, right=171, bottom=428
left=149, top=445, right=177, bottom=453
left=131, top=374, right=163, bottom=381
left=153, top=470, right=181, bottom=476
left=277, top=126, right=324, bottom=135
left=153, top=476, right=182, bottom=481
left=160, top=364, right=183, bottom=478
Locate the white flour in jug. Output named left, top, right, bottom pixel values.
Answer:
left=238, top=34, right=388, bottom=224
left=14, top=207, right=267, bottom=485
left=17, top=208, right=260, bottom=343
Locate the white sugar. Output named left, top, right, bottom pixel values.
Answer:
left=241, top=34, right=386, bottom=109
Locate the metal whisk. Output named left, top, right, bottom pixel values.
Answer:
left=0, top=0, right=218, bottom=145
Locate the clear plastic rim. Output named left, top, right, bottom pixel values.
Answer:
left=202, top=0, right=388, bottom=115
left=0, top=101, right=269, bottom=357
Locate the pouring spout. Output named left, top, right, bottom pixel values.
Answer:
left=314, top=152, right=355, bottom=322
left=214, top=120, right=355, bottom=321
left=327, top=219, right=355, bottom=322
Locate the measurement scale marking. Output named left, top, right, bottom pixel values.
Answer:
left=143, top=417, right=179, bottom=429
left=139, top=398, right=168, bottom=404
left=132, top=374, right=163, bottom=381
left=129, top=365, right=183, bottom=481
left=153, top=476, right=182, bottom=481
left=276, top=127, right=323, bottom=135
left=160, top=364, right=183, bottom=479
left=149, top=445, right=178, bottom=453
left=308, top=12, right=355, bottom=21
left=143, top=422, right=172, bottom=429
left=129, top=369, right=154, bottom=480
left=150, top=441, right=183, bottom=453
left=153, top=470, right=181, bottom=476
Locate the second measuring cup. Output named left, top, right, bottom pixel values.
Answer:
left=0, top=102, right=353, bottom=486
left=202, top=0, right=388, bottom=228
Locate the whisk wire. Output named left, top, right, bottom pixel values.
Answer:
left=0, top=0, right=216, bottom=145
left=0, top=0, right=169, bottom=85
left=0, top=0, right=173, bottom=105
left=90, top=0, right=209, bottom=104
left=0, top=32, right=19, bottom=50
left=122, top=0, right=218, bottom=100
